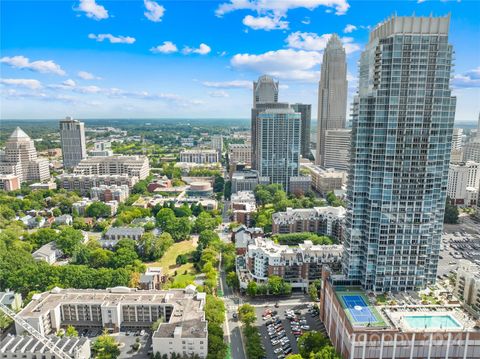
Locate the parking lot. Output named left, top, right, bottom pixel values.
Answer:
left=255, top=303, right=324, bottom=359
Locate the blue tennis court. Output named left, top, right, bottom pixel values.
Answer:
left=341, top=294, right=377, bottom=324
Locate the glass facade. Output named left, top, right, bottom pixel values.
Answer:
left=343, top=17, right=456, bottom=292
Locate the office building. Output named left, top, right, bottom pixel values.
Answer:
left=179, top=149, right=219, bottom=163
left=228, top=144, right=252, bottom=167
left=342, top=15, right=456, bottom=292
left=0, top=174, right=20, bottom=191
left=236, top=237, right=342, bottom=289
left=450, top=148, right=464, bottom=164
left=0, top=127, right=50, bottom=182
left=73, top=155, right=149, bottom=179
left=451, top=128, right=463, bottom=151
left=463, top=139, right=480, bottom=163
left=0, top=335, right=91, bottom=359
left=288, top=175, right=312, bottom=196
left=324, top=129, right=351, bottom=171
left=291, top=103, right=312, bottom=158
left=301, top=163, right=346, bottom=195
left=210, top=135, right=223, bottom=155
left=316, top=34, right=348, bottom=166
left=15, top=287, right=208, bottom=359
left=256, top=108, right=301, bottom=192
left=231, top=170, right=269, bottom=193
left=89, top=141, right=113, bottom=157
left=272, top=206, right=345, bottom=240
left=447, top=161, right=480, bottom=205
left=59, top=117, right=87, bottom=169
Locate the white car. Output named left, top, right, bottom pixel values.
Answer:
left=274, top=348, right=283, bottom=354
left=301, top=325, right=310, bottom=330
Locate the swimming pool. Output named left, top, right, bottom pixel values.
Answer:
left=404, top=315, right=461, bottom=329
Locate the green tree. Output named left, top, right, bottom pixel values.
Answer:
left=56, top=227, right=84, bottom=256
left=298, top=331, right=329, bottom=358
left=110, top=247, right=139, bottom=268
left=308, top=283, right=319, bottom=301
left=194, top=212, right=219, bottom=233
left=238, top=304, right=256, bottom=326
left=226, top=271, right=239, bottom=290
left=311, top=346, right=342, bottom=359
left=198, top=230, right=221, bottom=249
left=65, top=325, right=78, bottom=337
left=86, top=202, right=112, bottom=218
left=92, top=331, right=120, bottom=359
left=156, top=208, right=176, bottom=230
left=444, top=197, right=459, bottom=224
left=246, top=281, right=258, bottom=296
left=27, top=228, right=59, bottom=250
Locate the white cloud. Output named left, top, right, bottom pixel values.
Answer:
left=417, top=0, right=427, bottom=3
left=63, top=79, right=76, bottom=87
left=182, top=43, right=211, bottom=55
left=208, top=90, right=230, bottom=98
left=0, top=78, right=42, bottom=89
left=242, top=15, right=288, bottom=31
left=452, top=67, right=480, bottom=88
left=343, top=24, right=357, bottom=33
left=88, top=33, right=136, bottom=44
left=76, top=0, right=109, bottom=20
left=231, top=49, right=322, bottom=81
left=285, top=32, right=360, bottom=54
left=150, top=41, right=178, bottom=54
left=301, top=17, right=311, bottom=25
left=0, top=55, right=66, bottom=75
left=77, top=71, right=101, bottom=80
left=202, top=80, right=251, bottom=89
left=215, top=0, right=350, bottom=17
left=144, top=0, right=165, bottom=22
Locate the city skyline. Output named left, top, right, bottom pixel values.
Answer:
left=1, top=0, right=479, bottom=121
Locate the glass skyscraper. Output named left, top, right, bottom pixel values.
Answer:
left=342, top=15, right=456, bottom=292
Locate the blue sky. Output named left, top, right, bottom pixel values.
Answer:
left=1, top=0, right=479, bottom=122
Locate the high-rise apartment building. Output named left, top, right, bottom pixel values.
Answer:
left=256, top=108, right=301, bottom=192
left=60, top=117, right=87, bottom=169
left=324, top=129, right=351, bottom=170
left=316, top=34, right=348, bottom=166
left=291, top=103, right=312, bottom=158
left=451, top=128, right=463, bottom=151
left=251, top=75, right=279, bottom=169
left=342, top=15, right=456, bottom=292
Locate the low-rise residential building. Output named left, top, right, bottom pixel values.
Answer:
left=0, top=335, right=91, bottom=359
left=14, top=287, right=207, bottom=358
left=447, top=161, right=480, bottom=205
left=54, top=214, right=73, bottom=226
left=139, top=267, right=167, bottom=290
left=237, top=237, right=342, bottom=289
left=20, top=215, right=44, bottom=229
left=58, top=174, right=139, bottom=194
left=148, top=176, right=172, bottom=192
left=29, top=181, right=57, bottom=191
left=455, top=260, right=480, bottom=314
left=32, top=241, right=63, bottom=264
left=90, top=184, right=130, bottom=203
left=73, top=155, right=149, bottom=179
left=102, top=227, right=144, bottom=247
left=272, top=206, right=346, bottom=240
left=179, top=149, right=219, bottom=163
left=302, top=163, right=346, bottom=195
left=319, top=267, right=480, bottom=359
left=72, top=199, right=92, bottom=216
left=231, top=191, right=257, bottom=226
left=232, top=226, right=264, bottom=255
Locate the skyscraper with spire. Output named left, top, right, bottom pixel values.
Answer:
left=342, top=15, right=456, bottom=292
left=316, top=34, right=348, bottom=167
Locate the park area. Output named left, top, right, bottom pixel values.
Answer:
left=146, top=237, right=198, bottom=287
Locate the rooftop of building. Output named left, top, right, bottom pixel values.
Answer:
left=75, top=155, right=148, bottom=164
left=272, top=206, right=346, bottom=224
left=330, top=283, right=480, bottom=333
left=247, top=237, right=342, bottom=259
left=8, top=127, right=30, bottom=141
left=231, top=190, right=256, bottom=202
left=0, top=334, right=89, bottom=355
left=105, top=226, right=145, bottom=236
left=33, top=241, right=60, bottom=257
left=18, top=287, right=207, bottom=339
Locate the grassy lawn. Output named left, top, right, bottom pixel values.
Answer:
left=169, top=273, right=196, bottom=288
left=146, top=238, right=197, bottom=275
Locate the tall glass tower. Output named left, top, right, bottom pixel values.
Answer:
left=342, top=15, right=456, bottom=292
